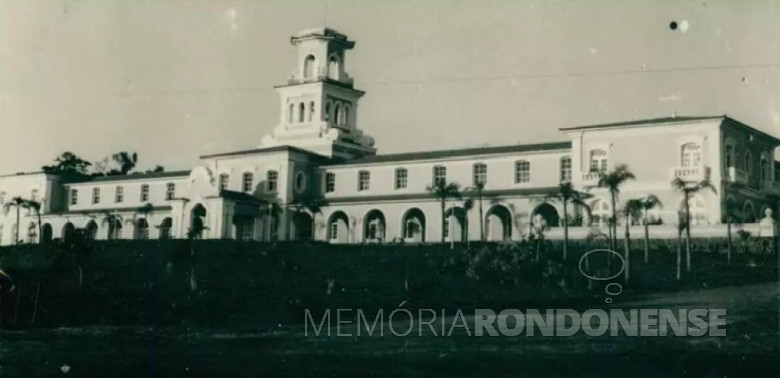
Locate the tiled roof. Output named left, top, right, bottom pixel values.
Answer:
left=323, top=141, right=571, bottom=166
left=86, top=170, right=191, bottom=183
left=559, top=115, right=724, bottom=131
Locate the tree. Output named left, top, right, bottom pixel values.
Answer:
left=24, top=199, right=43, bottom=244
left=671, top=178, right=716, bottom=272
left=595, top=165, right=636, bottom=251
left=676, top=211, right=686, bottom=280
left=3, top=197, right=25, bottom=245
left=461, top=196, right=475, bottom=246
left=426, top=181, right=462, bottom=243
left=639, top=194, right=663, bottom=263
left=463, top=183, right=486, bottom=242
left=543, top=182, right=592, bottom=260
left=722, top=197, right=741, bottom=266
left=621, top=199, right=644, bottom=282
left=42, top=152, right=92, bottom=175
left=110, top=151, right=138, bottom=175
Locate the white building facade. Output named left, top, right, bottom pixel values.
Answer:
left=1, top=28, right=779, bottom=246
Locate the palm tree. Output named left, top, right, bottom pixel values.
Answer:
left=671, top=178, right=716, bottom=272
left=42, top=151, right=92, bottom=175
left=426, top=181, right=462, bottom=243
left=461, top=196, right=474, bottom=246
left=24, top=200, right=43, bottom=244
left=595, top=165, right=636, bottom=251
left=543, top=182, right=592, bottom=260
left=463, top=183, right=486, bottom=242
left=110, top=151, right=138, bottom=175
left=621, top=199, right=644, bottom=282
left=3, top=197, right=25, bottom=245
left=639, top=195, right=663, bottom=263
left=722, top=197, right=741, bottom=266
left=676, top=211, right=686, bottom=280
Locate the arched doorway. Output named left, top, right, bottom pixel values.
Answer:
left=106, top=218, right=122, bottom=240
left=134, top=218, right=149, bottom=240
left=62, top=222, right=76, bottom=241
left=363, top=209, right=386, bottom=242
left=85, top=220, right=98, bottom=240
left=531, top=203, right=560, bottom=228
left=444, top=207, right=467, bottom=242
left=41, top=223, right=53, bottom=243
left=293, top=212, right=313, bottom=240
left=485, top=205, right=512, bottom=241
left=159, top=217, right=173, bottom=239
left=743, top=201, right=756, bottom=223
left=402, top=208, right=426, bottom=242
left=190, top=204, right=207, bottom=239
left=327, top=211, right=350, bottom=243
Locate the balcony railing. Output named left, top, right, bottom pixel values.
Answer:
left=726, top=167, right=748, bottom=185
left=581, top=172, right=601, bottom=186
left=287, top=67, right=354, bottom=86
left=671, top=165, right=709, bottom=182
left=760, top=180, right=780, bottom=194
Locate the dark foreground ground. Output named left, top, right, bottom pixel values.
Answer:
left=0, top=281, right=777, bottom=378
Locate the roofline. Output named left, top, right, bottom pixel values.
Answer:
left=558, top=115, right=725, bottom=132
left=321, top=141, right=572, bottom=167
left=200, top=145, right=330, bottom=160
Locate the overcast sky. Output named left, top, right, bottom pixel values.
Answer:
left=1, top=0, right=779, bottom=174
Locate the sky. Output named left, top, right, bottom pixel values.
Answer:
left=1, top=0, right=779, bottom=174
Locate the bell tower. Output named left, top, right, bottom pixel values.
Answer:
left=261, top=28, right=376, bottom=159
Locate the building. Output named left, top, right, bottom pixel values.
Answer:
left=1, top=27, right=779, bottom=246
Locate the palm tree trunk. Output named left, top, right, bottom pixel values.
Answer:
left=676, top=231, right=682, bottom=280
left=624, top=221, right=630, bottom=282
left=440, top=198, right=446, bottom=243
left=36, top=212, right=42, bottom=244
left=478, top=189, right=484, bottom=242
left=643, top=212, right=650, bottom=264
left=726, top=220, right=732, bottom=265
left=685, top=197, right=692, bottom=272
left=610, top=193, right=617, bottom=251
left=562, top=200, right=569, bottom=260
left=14, top=206, right=20, bottom=245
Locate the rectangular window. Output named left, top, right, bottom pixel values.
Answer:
left=589, top=149, right=608, bottom=172
left=560, top=157, right=572, bottom=182
left=115, top=186, right=124, bottom=203
left=70, top=189, right=78, bottom=205
left=92, top=187, right=100, bottom=204
left=140, top=184, right=149, bottom=202
left=243, top=172, right=254, bottom=192
left=165, top=183, right=175, bottom=200
left=395, top=168, right=408, bottom=189
left=515, top=160, right=530, bottom=184
left=473, top=163, right=487, bottom=186
left=358, top=170, right=370, bottom=191
left=432, top=166, right=446, bottom=186
left=325, top=172, right=336, bottom=193
left=267, top=171, right=278, bottom=192
left=219, top=174, right=229, bottom=191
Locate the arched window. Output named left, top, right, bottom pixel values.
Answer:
left=560, top=156, right=572, bottom=182
left=298, top=103, right=305, bottom=123
left=760, top=157, right=769, bottom=180
left=288, top=103, right=294, bottom=123
left=681, top=143, right=701, bottom=167
left=589, top=149, right=608, bottom=172
left=303, top=55, right=316, bottom=79
left=725, top=145, right=733, bottom=168
left=328, top=55, right=340, bottom=80
left=743, top=201, right=756, bottom=223
left=242, top=172, right=253, bottom=192
left=344, top=105, right=350, bottom=126
left=514, top=160, right=530, bottom=184
left=267, top=170, right=278, bottom=192
left=308, top=101, right=315, bottom=122
left=324, top=102, right=331, bottom=122
left=334, top=104, right=342, bottom=125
